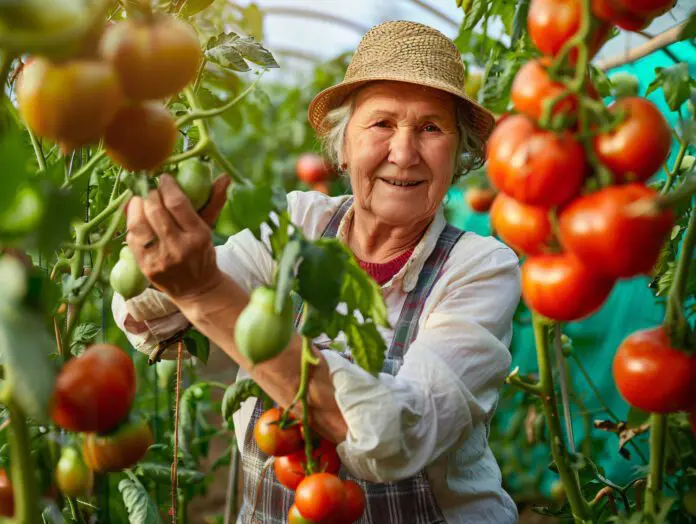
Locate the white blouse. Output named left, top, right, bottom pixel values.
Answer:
left=112, top=190, right=521, bottom=523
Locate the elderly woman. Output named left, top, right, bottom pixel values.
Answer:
left=114, top=20, right=520, bottom=524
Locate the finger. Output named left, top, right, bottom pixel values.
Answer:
left=143, top=188, right=181, bottom=241
left=126, top=197, right=156, bottom=253
left=159, top=174, right=204, bottom=231
left=200, top=174, right=232, bottom=228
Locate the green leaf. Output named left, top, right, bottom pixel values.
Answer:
left=179, top=0, right=215, bottom=17
left=297, top=240, right=346, bottom=314
left=70, top=322, right=100, bottom=357
left=645, top=63, right=696, bottom=112
left=461, top=0, right=487, bottom=31
left=0, top=122, right=33, bottom=216
left=224, top=182, right=274, bottom=237
left=232, top=36, right=279, bottom=70
left=511, top=0, right=531, bottom=44
left=178, top=382, right=211, bottom=459
left=118, top=473, right=163, bottom=524
left=0, top=258, right=57, bottom=422
left=32, top=181, right=83, bottom=256
left=341, top=258, right=389, bottom=328
left=275, top=238, right=301, bottom=315
left=345, top=319, right=386, bottom=376
left=206, top=34, right=251, bottom=72
left=221, top=379, right=272, bottom=428
left=183, top=330, right=210, bottom=364
left=589, top=65, right=613, bottom=99
left=268, top=210, right=291, bottom=258
left=136, top=462, right=205, bottom=485
left=300, top=306, right=345, bottom=340
left=678, top=10, right=696, bottom=40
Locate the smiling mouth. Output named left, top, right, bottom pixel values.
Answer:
left=380, top=179, right=424, bottom=188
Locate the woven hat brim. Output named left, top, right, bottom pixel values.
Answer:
left=308, top=75, right=496, bottom=143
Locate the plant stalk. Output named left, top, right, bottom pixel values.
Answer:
left=533, top=315, right=592, bottom=522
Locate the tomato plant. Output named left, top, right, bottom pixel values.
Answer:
left=559, top=184, right=674, bottom=278
left=274, top=438, right=341, bottom=490
left=613, top=327, right=696, bottom=413
left=511, top=58, right=577, bottom=121
left=82, top=418, right=154, bottom=474
left=521, top=254, right=615, bottom=321
left=295, top=473, right=346, bottom=522
left=296, top=153, right=331, bottom=184
left=254, top=408, right=304, bottom=457
left=487, top=114, right=586, bottom=207
left=55, top=447, right=93, bottom=497
left=176, top=158, right=213, bottom=211
left=51, top=344, right=136, bottom=433
left=110, top=245, right=149, bottom=299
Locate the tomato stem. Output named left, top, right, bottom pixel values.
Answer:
left=665, top=201, right=696, bottom=344
left=61, top=150, right=107, bottom=190
left=3, top=394, right=41, bottom=524
left=532, top=315, right=593, bottom=522
left=644, top=414, right=667, bottom=515
left=661, top=140, right=690, bottom=195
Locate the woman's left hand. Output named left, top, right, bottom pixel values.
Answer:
left=125, top=174, right=231, bottom=300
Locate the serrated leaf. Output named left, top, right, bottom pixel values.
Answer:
left=462, top=0, right=487, bottom=31
left=225, top=182, right=274, bottom=238
left=511, top=0, right=531, bottom=44
left=233, top=36, right=279, bottom=69
left=183, top=331, right=209, bottom=364
left=118, top=473, right=163, bottom=524
left=345, top=319, right=385, bottom=375
left=275, top=238, right=301, bottom=315
left=206, top=34, right=251, bottom=73
left=269, top=210, right=291, bottom=258
left=341, top=260, right=388, bottom=327
left=646, top=63, right=696, bottom=112
left=179, top=0, right=215, bottom=17
left=300, top=306, right=345, bottom=340
left=136, top=462, right=204, bottom=485
left=70, top=322, right=100, bottom=356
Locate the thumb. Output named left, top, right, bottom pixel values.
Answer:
left=200, top=174, right=232, bottom=228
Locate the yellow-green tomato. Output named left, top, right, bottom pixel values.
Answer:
left=110, top=246, right=148, bottom=299
left=176, top=159, right=213, bottom=211
left=0, top=0, right=86, bottom=32
left=56, top=447, right=92, bottom=497
left=235, top=287, right=294, bottom=364
left=610, top=72, right=640, bottom=98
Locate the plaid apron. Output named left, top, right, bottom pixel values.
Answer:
left=238, top=197, right=464, bottom=524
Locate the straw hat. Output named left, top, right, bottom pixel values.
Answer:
left=307, top=20, right=495, bottom=143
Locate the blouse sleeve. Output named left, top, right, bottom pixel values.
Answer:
left=321, top=244, right=521, bottom=483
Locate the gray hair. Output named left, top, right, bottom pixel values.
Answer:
left=320, top=93, right=486, bottom=182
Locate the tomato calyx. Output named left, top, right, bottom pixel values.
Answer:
left=253, top=407, right=304, bottom=457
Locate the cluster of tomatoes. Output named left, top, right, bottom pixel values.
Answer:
left=17, top=12, right=201, bottom=172
left=486, top=0, right=675, bottom=322
left=254, top=407, right=365, bottom=523
left=0, top=345, right=151, bottom=516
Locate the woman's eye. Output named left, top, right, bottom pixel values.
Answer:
left=423, top=124, right=441, bottom=133
left=373, top=120, right=389, bottom=128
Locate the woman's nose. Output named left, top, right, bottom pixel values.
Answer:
left=388, top=127, right=420, bottom=169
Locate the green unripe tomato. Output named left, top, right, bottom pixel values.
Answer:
left=176, top=158, right=213, bottom=211
left=156, top=359, right=178, bottom=388
left=684, top=488, right=696, bottom=517
left=110, top=246, right=148, bottom=299
left=235, top=287, right=294, bottom=364
left=55, top=447, right=92, bottom=497
left=610, top=72, right=640, bottom=98
left=550, top=480, right=565, bottom=503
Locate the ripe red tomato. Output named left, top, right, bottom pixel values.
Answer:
left=521, top=253, right=614, bottom=321
left=338, top=480, right=366, bottom=523
left=466, top=187, right=497, bottom=213
left=296, top=153, right=331, bottom=184
left=591, top=0, right=651, bottom=31
left=0, top=470, right=13, bottom=517
left=104, top=102, right=178, bottom=172
left=82, top=418, right=154, bottom=473
left=254, top=408, right=303, bottom=457
left=613, top=327, right=696, bottom=413
left=594, top=97, right=672, bottom=183
left=490, top=193, right=553, bottom=256
left=511, top=59, right=577, bottom=122
left=559, top=184, right=673, bottom=279
left=51, top=344, right=136, bottom=433
left=613, top=0, right=674, bottom=18
left=487, top=115, right=586, bottom=207
left=295, top=473, right=346, bottom=522
left=274, top=439, right=341, bottom=490
left=288, top=504, right=317, bottom=524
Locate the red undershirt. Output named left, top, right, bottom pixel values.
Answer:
left=357, top=249, right=414, bottom=285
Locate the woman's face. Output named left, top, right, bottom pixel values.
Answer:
left=344, top=81, right=459, bottom=227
